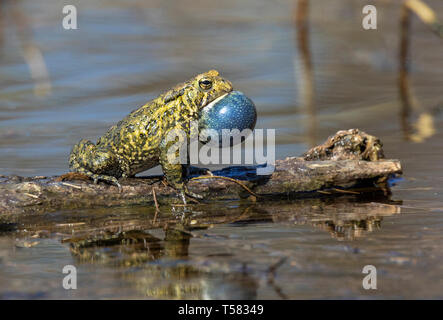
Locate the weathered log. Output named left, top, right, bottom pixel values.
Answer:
left=0, top=129, right=402, bottom=217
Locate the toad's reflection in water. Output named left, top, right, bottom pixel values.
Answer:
left=49, top=193, right=401, bottom=299
left=66, top=226, right=258, bottom=299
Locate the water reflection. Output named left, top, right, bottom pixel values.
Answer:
left=398, top=1, right=439, bottom=143
left=0, top=0, right=51, bottom=96
left=65, top=225, right=258, bottom=299
left=294, top=0, right=317, bottom=147
left=398, top=1, right=443, bottom=142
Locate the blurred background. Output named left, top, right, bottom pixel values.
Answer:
left=1, top=0, right=442, bottom=177
left=1, top=0, right=443, bottom=299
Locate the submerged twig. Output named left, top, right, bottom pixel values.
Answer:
left=152, top=187, right=159, bottom=223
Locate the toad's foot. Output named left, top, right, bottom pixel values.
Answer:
left=184, top=188, right=204, bottom=201
left=73, top=168, right=122, bottom=192
left=176, top=187, right=203, bottom=206
left=93, top=174, right=123, bottom=193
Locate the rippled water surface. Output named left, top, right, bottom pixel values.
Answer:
left=1, top=0, right=443, bottom=299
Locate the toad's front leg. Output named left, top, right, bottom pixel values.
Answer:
left=159, top=138, right=203, bottom=204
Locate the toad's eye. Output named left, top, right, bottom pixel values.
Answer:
left=199, top=79, right=212, bottom=90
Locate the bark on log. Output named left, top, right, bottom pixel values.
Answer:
left=0, top=129, right=402, bottom=217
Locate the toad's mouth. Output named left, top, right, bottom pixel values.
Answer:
left=201, top=92, right=230, bottom=111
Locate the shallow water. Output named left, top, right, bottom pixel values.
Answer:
left=1, top=0, right=443, bottom=299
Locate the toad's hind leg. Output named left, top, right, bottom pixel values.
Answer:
left=69, top=139, right=122, bottom=191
